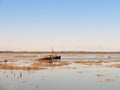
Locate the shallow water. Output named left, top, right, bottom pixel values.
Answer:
left=61, top=53, right=120, bottom=61
left=0, top=53, right=120, bottom=61
left=0, top=64, right=120, bottom=90
left=0, top=53, right=120, bottom=90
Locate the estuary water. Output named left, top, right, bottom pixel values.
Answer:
left=0, top=53, right=120, bottom=61
left=0, top=53, right=120, bottom=90
left=0, top=64, right=120, bottom=90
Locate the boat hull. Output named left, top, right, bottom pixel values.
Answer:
left=39, top=55, right=61, bottom=60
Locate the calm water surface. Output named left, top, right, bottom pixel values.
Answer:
left=0, top=53, right=120, bottom=90
left=0, top=53, right=120, bottom=61
left=0, top=64, right=120, bottom=90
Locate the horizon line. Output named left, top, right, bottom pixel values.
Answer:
left=1, top=50, right=120, bottom=53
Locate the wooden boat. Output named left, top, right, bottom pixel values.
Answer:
left=39, top=48, right=61, bottom=60
left=40, top=55, right=61, bottom=60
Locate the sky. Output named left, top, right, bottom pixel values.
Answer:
left=0, top=0, right=120, bottom=51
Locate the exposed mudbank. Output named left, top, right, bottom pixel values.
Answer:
left=0, top=59, right=120, bottom=70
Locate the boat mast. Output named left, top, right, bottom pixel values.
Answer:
left=52, top=47, right=53, bottom=55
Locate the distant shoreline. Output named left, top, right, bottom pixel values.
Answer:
left=0, top=51, right=120, bottom=54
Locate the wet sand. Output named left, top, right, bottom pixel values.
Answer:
left=0, top=60, right=70, bottom=70
left=0, top=59, right=120, bottom=70
left=0, top=52, right=120, bottom=70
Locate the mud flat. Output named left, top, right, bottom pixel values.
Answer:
left=74, top=60, right=120, bottom=68
left=74, top=60, right=109, bottom=65
left=106, top=60, right=120, bottom=68
left=0, top=60, right=45, bottom=70
left=0, top=60, right=70, bottom=70
left=0, top=59, right=120, bottom=70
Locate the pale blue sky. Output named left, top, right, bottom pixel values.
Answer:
left=0, top=0, right=120, bottom=51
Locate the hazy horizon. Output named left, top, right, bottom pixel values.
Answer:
left=0, top=0, right=120, bottom=51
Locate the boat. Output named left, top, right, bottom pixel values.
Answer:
left=38, top=48, right=61, bottom=60
left=40, top=55, right=61, bottom=60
